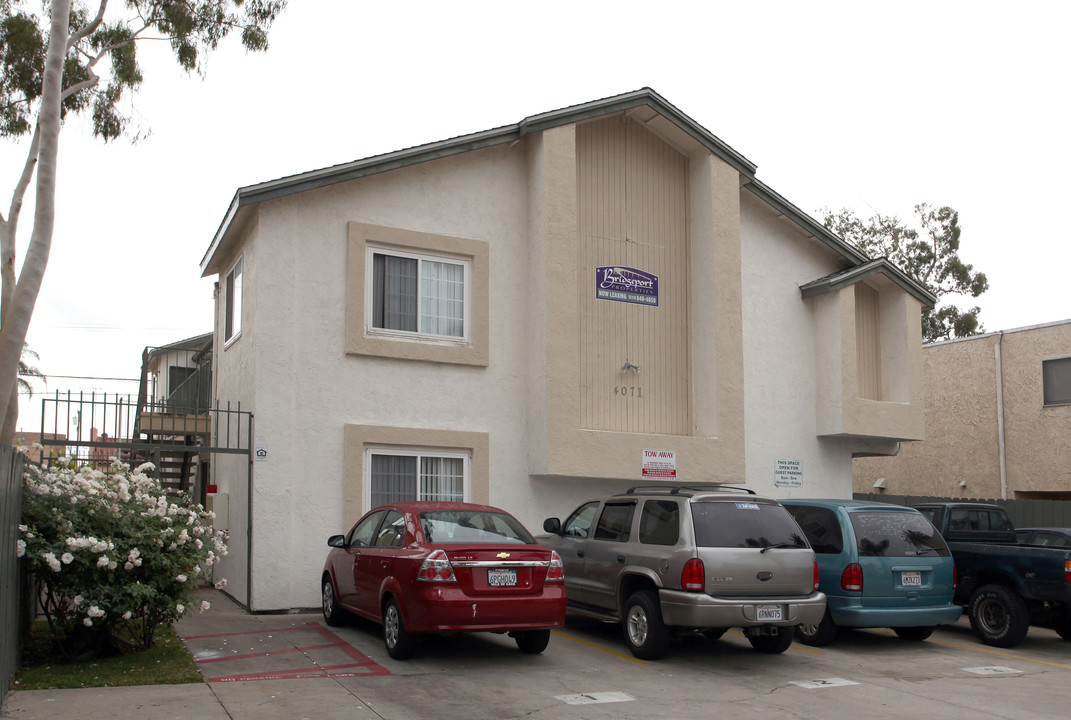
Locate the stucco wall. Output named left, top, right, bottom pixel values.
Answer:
left=739, top=192, right=881, bottom=500
left=853, top=321, right=1071, bottom=499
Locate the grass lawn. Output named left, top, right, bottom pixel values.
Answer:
left=14, top=622, right=203, bottom=690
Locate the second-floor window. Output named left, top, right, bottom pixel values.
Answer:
left=225, top=257, right=243, bottom=343
left=369, top=248, right=467, bottom=340
left=1043, top=357, right=1071, bottom=406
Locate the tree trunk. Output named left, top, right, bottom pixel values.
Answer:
left=0, top=0, right=71, bottom=442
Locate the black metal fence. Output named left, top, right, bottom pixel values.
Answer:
left=1, top=444, right=25, bottom=700
left=854, top=493, right=1071, bottom=529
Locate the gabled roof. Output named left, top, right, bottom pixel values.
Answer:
left=199, top=88, right=928, bottom=306
left=799, top=258, right=938, bottom=308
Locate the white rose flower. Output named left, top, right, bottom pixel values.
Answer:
left=176, top=603, right=185, bottom=615
left=176, top=574, right=187, bottom=583
left=16, top=539, right=25, bottom=557
left=61, top=553, right=73, bottom=564
left=83, top=617, right=93, bottom=627
left=122, top=611, right=132, bottom=620
left=97, top=555, right=110, bottom=568
left=200, top=601, right=211, bottom=611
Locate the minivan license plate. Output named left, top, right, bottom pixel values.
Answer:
left=901, top=571, right=922, bottom=586
left=488, top=569, right=517, bottom=587
left=756, top=604, right=783, bottom=621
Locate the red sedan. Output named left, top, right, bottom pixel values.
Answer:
left=321, top=501, right=566, bottom=659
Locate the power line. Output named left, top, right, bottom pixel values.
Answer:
left=30, top=375, right=139, bottom=382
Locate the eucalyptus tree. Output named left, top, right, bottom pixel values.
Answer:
left=823, top=204, right=989, bottom=343
left=0, top=0, right=285, bottom=442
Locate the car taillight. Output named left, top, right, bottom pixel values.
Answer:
left=841, top=563, right=863, bottom=592
left=417, top=549, right=456, bottom=582
left=546, top=551, right=565, bottom=581
left=1065, top=560, right=1070, bottom=584
left=953, top=564, right=958, bottom=589
left=682, top=558, right=705, bottom=592
left=813, top=559, right=821, bottom=591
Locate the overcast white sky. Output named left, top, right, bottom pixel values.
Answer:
left=6, top=0, right=1070, bottom=434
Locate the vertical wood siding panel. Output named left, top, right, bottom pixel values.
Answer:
left=578, top=116, right=690, bottom=434
left=856, top=283, right=882, bottom=400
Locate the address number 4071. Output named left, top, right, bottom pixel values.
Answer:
left=613, top=386, right=643, bottom=398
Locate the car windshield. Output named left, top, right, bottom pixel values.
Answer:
left=849, top=512, right=952, bottom=557
left=691, top=501, right=808, bottom=549
left=420, top=510, right=535, bottom=545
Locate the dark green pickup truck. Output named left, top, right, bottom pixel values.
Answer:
left=914, top=502, right=1071, bottom=647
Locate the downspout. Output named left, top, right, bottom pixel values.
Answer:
left=995, top=332, right=1008, bottom=499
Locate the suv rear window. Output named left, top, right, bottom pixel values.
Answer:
left=848, top=512, right=951, bottom=557
left=639, top=500, right=680, bottom=546
left=691, top=501, right=807, bottom=549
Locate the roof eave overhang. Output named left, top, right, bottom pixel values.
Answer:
left=799, top=258, right=938, bottom=308
left=200, top=88, right=759, bottom=276
left=743, top=180, right=869, bottom=266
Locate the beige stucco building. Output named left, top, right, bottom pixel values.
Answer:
left=854, top=319, right=1071, bottom=500
left=199, top=89, right=934, bottom=610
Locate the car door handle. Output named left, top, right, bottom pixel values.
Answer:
left=616, top=555, right=626, bottom=564
left=576, top=550, right=585, bottom=558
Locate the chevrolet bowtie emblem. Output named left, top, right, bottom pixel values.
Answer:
left=496, top=552, right=511, bottom=559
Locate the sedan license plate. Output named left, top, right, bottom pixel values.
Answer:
left=488, top=568, right=518, bottom=587
left=756, top=604, right=783, bottom=621
left=901, top=571, right=922, bottom=586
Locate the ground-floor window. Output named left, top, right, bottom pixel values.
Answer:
left=368, top=450, right=467, bottom=506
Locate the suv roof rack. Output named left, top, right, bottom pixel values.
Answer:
left=621, top=483, right=757, bottom=496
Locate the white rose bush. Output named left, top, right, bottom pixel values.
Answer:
left=18, top=457, right=227, bottom=658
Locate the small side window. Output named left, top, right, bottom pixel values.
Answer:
left=347, top=510, right=386, bottom=547
left=639, top=500, right=680, bottom=546
left=784, top=505, right=843, bottom=554
left=593, top=502, right=636, bottom=543
left=563, top=502, right=599, bottom=538
left=374, top=510, right=407, bottom=548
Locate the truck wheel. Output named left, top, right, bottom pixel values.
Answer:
left=622, top=590, right=671, bottom=660
left=892, top=626, right=934, bottom=642
left=968, top=584, right=1030, bottom=648
left=748, top=627, right=793, bottom=654
left=796, top=608, right=838, bottom=647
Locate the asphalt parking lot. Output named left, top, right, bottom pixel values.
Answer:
left=190, top=593, right=1069, bottom=720
left=7, top=590, right=1071, bottom=720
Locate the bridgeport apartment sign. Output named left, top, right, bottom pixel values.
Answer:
left=596, top=266, right=659, bottom=306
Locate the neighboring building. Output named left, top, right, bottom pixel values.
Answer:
left=13, top=432, right=66, bottom=465
left=199, top=89, right=934, bottom=610
left=854, top=319, right=1071, bottom=501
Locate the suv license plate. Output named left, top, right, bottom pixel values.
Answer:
left=756, top=604, right=783, bottom=621
left=901, top=571, right=922, bottom=586
left=488, top=569, right=518, bottom=587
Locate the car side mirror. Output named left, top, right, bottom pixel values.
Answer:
left=327, top=534, right=346, bottom=548
left=543, top=518, right=561, bottom=534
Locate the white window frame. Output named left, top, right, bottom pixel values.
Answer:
left=365, top=245, right=471, bottom=345
left=363, top=447, right=471, bottom=508
left=224, top=256, right=243, bottom=346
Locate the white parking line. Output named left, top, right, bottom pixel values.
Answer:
left=556, top=692, right=636, bottom=705
left=963, top=666, right=1023, bottom=676
left=788, top=678, right=860, bottom=689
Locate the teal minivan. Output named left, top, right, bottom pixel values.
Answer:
left=780, top=499, right=961, bottom=646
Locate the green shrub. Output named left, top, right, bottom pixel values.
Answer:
left=17, top=457, right=227, bottom=658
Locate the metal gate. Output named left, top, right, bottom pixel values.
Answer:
left=36, top=391, right=255, bottom=605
